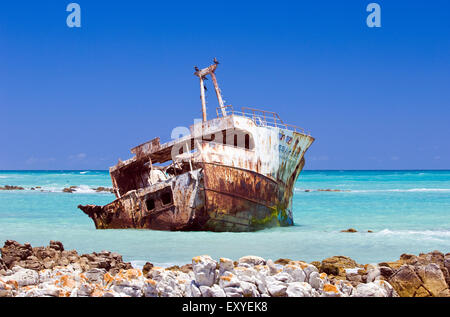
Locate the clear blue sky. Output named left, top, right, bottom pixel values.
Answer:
left=1, top=0, right=449, bottom=170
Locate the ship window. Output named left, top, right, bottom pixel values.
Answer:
left=222, top=130, right=227, bottom=144
left=146, top=198, right=155, bottom=211
left=203, top=134, right=215, bottom=142
left=161, top=192, right=173, bottom=205
left=245, top=134, right=250, bottom=149
left=223, top=128, right=254, bottom=150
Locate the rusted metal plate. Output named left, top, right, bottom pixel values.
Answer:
left=131, top=137, right=161, bottom=159
left=201, top=162, right=293, bottom=232
left=79, top=170, right=207, bottom=231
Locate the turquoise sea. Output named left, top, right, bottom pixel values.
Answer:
left=0, top=170, right=449, bottom=267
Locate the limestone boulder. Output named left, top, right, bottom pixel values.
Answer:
left=266, top=259, right=278, bottom=275
left=219, top=258, right=234, bottom=275
left=4, top=267, right=39, bottom=287
left=273, top=271, right=294, bottom=284
left=267, top=280, right=287, bottom=297
left=218, top=272, right=244, bottom=297
left=238, top=256, right=266, bottom=267
left=156, top=273, right=186, bottom=297
left=233, top=266, right=258, bottom=284
left=199, top=284, right=226, bottom=297
left=192, top=255, right=217, bottom=287
left=143, top=279, right=158, bottom=297
left=321, top=283, right=342, bottom=297
left=108, top=269, right=145, bottom=297
left=240, top=281, right=260, bottom=297
left=354, top=281, right=388, bottom=297
left=366, top=266, right=381, bottom=283
left=223, top=286, right=244, bottom=297
left=308, top=271, right=325, bottom=290
left=85, top=268, right=107, bottom=284
left=218, top=272, right=241, bottom=289
left=334, top=280, right=354, bottom=296
left=0, top=278, right=16, bottom=297
left=283, top=264, right=306, bottom=282
left=286, top=282, right=314, bottom=297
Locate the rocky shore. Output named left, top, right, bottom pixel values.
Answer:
left=0, top=185, right=114, bottom=193
left=0, top=240, right=449, bottom=297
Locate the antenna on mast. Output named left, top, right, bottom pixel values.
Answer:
left=194, top=58, right=226, bottom=121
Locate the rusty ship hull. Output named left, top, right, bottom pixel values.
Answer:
left=79, top=61, right=314, bottom=232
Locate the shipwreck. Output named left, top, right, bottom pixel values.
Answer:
left=79, top=59, right=315, bottom=232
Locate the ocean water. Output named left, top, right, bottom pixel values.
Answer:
left=0, top=170, right=449, bottom=267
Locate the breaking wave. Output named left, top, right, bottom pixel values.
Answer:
left=71, top=185, right=97, bottom=194
left=131, top=260, right=181, bottom=269
left=375, top=229, right=450, bottom=238
left=351, top=188, right=450, bottom=193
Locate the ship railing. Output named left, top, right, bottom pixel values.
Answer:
left=216, top=105, right=309, bottom=135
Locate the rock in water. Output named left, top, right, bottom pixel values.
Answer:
left=0, top=185, right=25, bottom=191
left=340, top=228, right=357, bottom=233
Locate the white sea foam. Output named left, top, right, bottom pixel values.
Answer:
left=375, top=229, right=450, bottom=238
left=131, top=260, right=182, bottom=269
left=79, top=171, right=88, bottom=174
left=351, top=188, right=450, bottom=193
left=130, top=260, right=146, bottom=269
left=72, top=185, right=97, bottom=194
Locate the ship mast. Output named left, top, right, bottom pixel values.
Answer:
left=194, top=58, right=226, bottom=121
